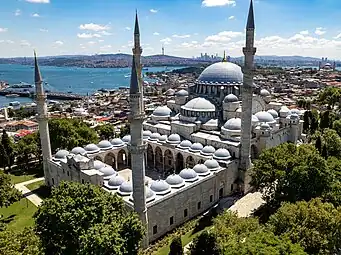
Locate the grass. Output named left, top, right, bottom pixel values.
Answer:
left=7, top=163, right=44, bottom=185
left=25, top=180, right=51, bottom=200
left=9, top=174, right=36, bottom=185
left=0, top=198, right=37, bottom=231
left=26, top=180, right=45, bottom=191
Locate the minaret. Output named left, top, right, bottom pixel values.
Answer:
left=34, top=51, right=52, bottom=185
left=240, top=0, right=256, bottom=176
left=222, top=50, right=227, bottom=62
left=129, top=13, right=149, bottom=246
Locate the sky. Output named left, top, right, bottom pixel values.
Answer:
left=1, top=0, right=341, bottom=59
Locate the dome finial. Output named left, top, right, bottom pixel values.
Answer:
left=222, top=50, right=227, bottom=62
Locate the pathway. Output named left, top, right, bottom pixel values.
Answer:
left=14, top=177, right=45, bottom=207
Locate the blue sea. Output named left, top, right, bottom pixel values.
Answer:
left=0, top=64, right=185, bottom=107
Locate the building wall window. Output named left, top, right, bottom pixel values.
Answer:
left=82, top=179, right=85, bottom=184
left=170, top=216, right=174, bottom=225
left=210, top=195, right=213, bottom=203
left=197, top=201, right=201, bottom=210
left=52, top=178, right=55, bottom=185
left=231, top=184, right=233, bottom=192
left=67, top=171, right=70, bottom=176
left=153, top=225, right=157, bottom=235
left=184, top=209, right=188, bottom=218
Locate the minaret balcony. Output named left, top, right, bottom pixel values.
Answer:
left=242, top=47, right=256, bottom=55
left=128, top=113, right=146, bottom=121
left=128, top=143, right=147, bottom=154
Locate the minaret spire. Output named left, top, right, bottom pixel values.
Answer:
left=34, top=51, right=52, bottom=186
left=239, top=0, right=257, bottom=188
left=222, top=50, right=227, bottom=62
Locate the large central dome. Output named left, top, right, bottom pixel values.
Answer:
left=198, top=62, right=243, bottom=85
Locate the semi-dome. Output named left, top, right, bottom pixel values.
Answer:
left=252, top=115, right=259, bottom=124
left=290, top=109, right=300, bottom=115
left=290, top=113, right=300, bottom=119
left=178, top=140, right=192, bottom=150
left=99, top=166, right=116, bottom=178
left=267, top=109, right=279, bottom=119
left=204, top=159, right=220, bottom=171
left=122, top=135, right=131, bottom=144
left=152, top=106, right=172, bottom=117
left=84, top=143, right=100, bottom=154
left=167, top=134, right=181, bottom=144
left=158, top=135, right=167, bottom=143
left=55, top=149, right=69, bottom=159
left=166, top=174, right=185, bottom=187
left=260, top=89, right=270, bottom=96
left=279, top=106, right=291, bottom=116
left=213, top=148, right=231, bottom=160
left=175, top=89, right=188, bottom=97
left=182, top=98, right=215, bottom=112
left=189, top=142, right=204, bottom=153
left=118, top=181, right=133, bottom=194
left=223, top=118, right=242, bottom=131
left=198, top=62, right=243, bottom=84
left=255, top=111, right=275, bottom=123
left=110, top=138, right=124, bottom=147
left=201, top=146, right=216, bottom=156
left=71, top=147, right=86, bottom=155
left=93, top=160, right=105, bottom=170
left=145, top=187, right=155, bottom=201
left=149, top=132, right=161, bottom=141
left=165, top=88, right=175, bottom=96
left=98, top=140, right=113, bottom=150
left=150, top=180, right=171, bottom=195
left=260, top=123, right=271, bottom=130
left=179, top=168, right=199, bottom=182
left=193, top=164, right=210, bottom=176
left=203, top=119, right=218, bottom=127
left=143, top=130, right=152, bottom=139
left=108, top=174, right=125, bottom=188
left=224, top=94, right=239, bottom=103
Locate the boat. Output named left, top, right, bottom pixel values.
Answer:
left=6, top=94, right=19, bottom=98
left=124, top=74, right=131, bottom=78
left=9, top=101, right=20, bottom=106
left=142, top=67, right=149, bottom=71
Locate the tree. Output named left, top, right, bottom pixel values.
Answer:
left=0, top=171, right=21, bottom=208
left=333, top=119, right=341, bottom=137
left=189, top=231, right=220, bottom=255
left=250, top=143, right=333, bottom=206
left=95, top=124, right=115, bottom=140
left=267, top=198, right=341, bottom=255
left=120, top=123, right=130, bottom=137
left=169, top=235, right=183, bottom=255
left=318, top=86, right=341, bottom=108
left=15, top=133, right=40, bottom=170
left=1, top=130, right=15, bottom=171
left=34, top=182, right=144, bottom=255
left=0, top=228, right=41, bottom=255
left=319, top=111, right=330, bottom=130
left=303, top=111, right=310, bottom=133
left=310, top=116, right=319, bottom=134
left=315, top=135, right=322, bottom=153
left=321, top=129, right=341, bottom=158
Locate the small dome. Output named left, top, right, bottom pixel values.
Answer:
left=179, top=168, right=199, bottom=182
left=110, top=138, right=124, bottom=147
left=178, top=140, right=192, bottom=150
left=201, top=145, right=216, bottom=156
left=150, top=180, right=171, bottom=194
left=267, top=109, right=279, bottom=119
left=166, top=174, right=185, bottom=187
left=165, top=88, right=175, bottom=96
left=279, top=106, right=291, bottom=115
left=175, top=89, right=188, bottom=97
left=260, top=123, right=271, bottom=130
left=255, top=111, right=275, bottom=123
left=84, top=144, right=100, bottom=153
left=213, top=148, right=231, bottom=160
left=122, top=135, right=131, bottom=144
left=204, top=159, right=220, bottom=171
left=153, top=106, right=172, bottom=117
left=99, top=166, right=116, bottom=178
left=98, top=140, right=113, bottom=150
left=71, top=147, right=86, bottom=155
left=203, top=119, right=218, bottom=126
left=158, top=135, right=167, bottom=143
left=260, top=89, right=270, bottom=96
left=290, top=109, right=300, bottom=115
left=182, top=98, right=215, bottom=112
left=149, top=132, right=161, bottom=141
left=119, top=181, right=133, bottom=194
left=93, top=160, right=105, bottom=170
left=145, top=187, right=155, bottom=200
left=55, top=149, right=69, bottom=159
left=167, top=134, right=181, bottom=144
left=189, top=142, right=204, bottom=152
left=193, top=164, right=210, bottom=176
left=108, top=174, right=125, bottom=187
left=224, top=94, right=238, bottom=103
left=223, top=118, right=242, bottom=131
left=143, top=130, right=152, bottom=139
left=252, top=115, right=259, bottom=124
left=290, top=113, right=300, bottom=120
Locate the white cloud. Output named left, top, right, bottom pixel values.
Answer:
left=315, top=27, right=326, bottom=36
left=87, top=41, right=96, bottom=45
left=100, top=31, right=112, bottom=36
left=299, top=30, right=309, bottom=35
left=334, top=33, right=341, bottom=39
left=98, top=39, right=104, bottom=43
left=15, top=9, right=22, bottom=16
left=205, top=30, right=243, bottom=42
left=77, top=33, right=101, bottom=39
left=160, top=37, right=172, bottom=45
left=25, top=0, right=49, bottom=3
left=228, top=15, right=235, bottom=20
left=153, top=32, right=160, bottom=36
left=79, top=23, right=110, bottom=32
left=202, top=0, right=236, bottom=7
left=125, top=27, right=131, bottom=31
left=54, top=41, right=64, bottom=46
left=32, top=13, right=40, bottom=17
left=172, top=34, right=191, bottom=39
left=150, top=9, right=158, bottom=13
left=99, top=45, right=112, bottom=52
left=40, top=28, right=48, bottom=32
left=20, top=40, right=31, bottom=47
left=0, top=28, right=8, bottom=32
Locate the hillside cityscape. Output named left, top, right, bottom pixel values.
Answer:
left=1, top=0, right=341, bottom=255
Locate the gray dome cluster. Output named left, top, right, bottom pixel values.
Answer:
left=189, top=142, right=203, bottom=153
left=153, top=106, right=172, bottom=117
left=179, top=168, right=199, bottom=182
left=122, top=135, right=131, bottom=144
left=55, top=149, right=69, bottom=159
left=201, top=146, right=216, bottom=156
left=110, top=138, right=124, bottom=147
left=204, top=159, right=220, bottom=171
left=118, top=181, right=133, bottom=194
left=267, top=109, right=278, bottom=119
left=213, top=148, right=231, bottom=160
left=198, top=62, right=243, bottom=84
left=165, top=174, right=185, bottom=188
left=224, top=93, right=239, bottom=103
left=150, top=180, right=171, bottom=195
left=178, top=140, right=192, bottom=150
left=255, top=111, right=275, bottom=123
left=143, top=130, right=152, bottom=140
left=93, top=160, right=105, bottom=170
left=71, top=147, right=86, bottom=155
left=158, top=135, right=167, bottom=143
left=260, top=89, right=270, bottom=97
left=108, top=174, right=125, bottom=188
left=99, top=166, right=116, bottom=179
left=175, top=89, right=188, bottom=97
left=98, top=140, right=113, bottom=150
left=167, top=134, right=181, bottom=144
left=223, top=118, right=242, bottom=131
left=182, top=98, right=215, bottom=112
left=193, top=164, right=210, bottom=176
left=149, top=132, right=161, bottom=141
left=84, top=143, right=100, bottom=154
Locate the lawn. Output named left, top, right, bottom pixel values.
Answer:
left=8, top=163, right=44, bottom=184
left=9, top=174, right=37, bottom=185
left=25, top=180, right=51, bottom=200
left=26, top=180, right=45, bottom=191
left=0, top=198, right=37, bottom=231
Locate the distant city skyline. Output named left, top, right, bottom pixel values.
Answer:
left=1, top=0, right=341, bottom=59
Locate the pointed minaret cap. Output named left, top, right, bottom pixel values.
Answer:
left=130, top=55, right=139, bottom=94
left=222, top=50, right=227, bottom=62
left=246, top=0, right=255, bottom=30
left=34, top=50, right=42, bottom=84
left=134, top=10, right=140, bottom=35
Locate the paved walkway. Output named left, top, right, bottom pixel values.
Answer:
left=14, top=177, right=45, bottom=207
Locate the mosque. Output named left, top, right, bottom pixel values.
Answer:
left=35, top=0, right=303, bottom=245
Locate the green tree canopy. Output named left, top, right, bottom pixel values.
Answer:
left=169, top=235, right=183, bottom=255
left=267, top=198, right=341, bottom=255
left=1, top=130, right=15, bottom=171
left=318, top=86, right=341, bottom=108
left=95, top=124, right=115, bottom=140
left=48, top=118, right=98, bottom=152
left=34, top=182, right=144, bottom=255
left=0, top=171, right=21, bottom=208
left=15, top=133, right=41, bottom=170
left=250, top=143, right=333, bottom=205
left=320, top=129, right=341, bottom=158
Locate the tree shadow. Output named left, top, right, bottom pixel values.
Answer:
left=0, top=214, right=15, bottom=230
left=9, top=162, right=44, bottom=178
left=31, top=185, right=51, bottom=199
left=252, top=202, right=280, bottom=224
left=191, top=207, right=218, bottom=235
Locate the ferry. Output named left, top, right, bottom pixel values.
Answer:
left=9, top=101, right=20, bottom=106
left=6, top=94, right=20, bottom=98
